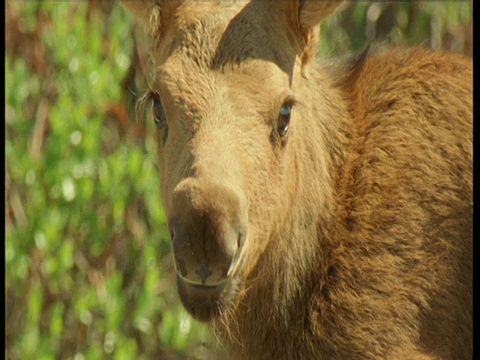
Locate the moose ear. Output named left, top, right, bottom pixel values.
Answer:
left=123, top=1, right=184, bottom=37
left=299, top=1, right=346, bottom=29
left=282, top=1, right=346, bottom=65
left=122, top=0, right=164, bottom=36
left=123, top=1, right=156, bottom=25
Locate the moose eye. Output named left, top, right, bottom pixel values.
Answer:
left=152, top=94, right=166, bottom=127
left=277, top=103, right=292, bottom=137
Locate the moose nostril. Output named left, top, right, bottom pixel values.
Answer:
left=234, top=231, right=245, bottom=261
left=195, top=264, right=213, bottom=285
left=226, top=231, right=245, bottom=277
left=237, top=231, right=245, bottom=251
left=175, top=257, right=188, bottom=277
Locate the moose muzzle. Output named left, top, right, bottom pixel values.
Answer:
left=168, top=178, right=247, bottom=289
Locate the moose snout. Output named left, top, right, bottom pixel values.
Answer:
left=168, top=180, right=247, bottom=287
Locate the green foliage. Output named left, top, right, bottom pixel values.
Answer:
left=6, top=2, right=208, bottom=359
left=319, top=1, right=472, bottom=56
left=5, top=1, right=471, bottom=359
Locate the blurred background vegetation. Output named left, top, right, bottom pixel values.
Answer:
left=5, top=1, right=472, bottom=359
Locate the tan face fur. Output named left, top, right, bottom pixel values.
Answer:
left=125, top=0, right=345, bottom=321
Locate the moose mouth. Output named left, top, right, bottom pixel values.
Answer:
left=174, top=233, right=247, bottom=322
left=176, top=275, right=240, bottom=322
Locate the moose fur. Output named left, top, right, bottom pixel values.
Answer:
left=123, top=1, right=472, bottom=359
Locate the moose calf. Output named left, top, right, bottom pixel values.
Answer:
left=123, top=1, right=472, bottom=359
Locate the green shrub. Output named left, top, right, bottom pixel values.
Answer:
left=6, top=3, right=208, bottom=359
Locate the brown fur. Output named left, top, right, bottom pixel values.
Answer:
left=123, top=1, right=472, bottom=359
